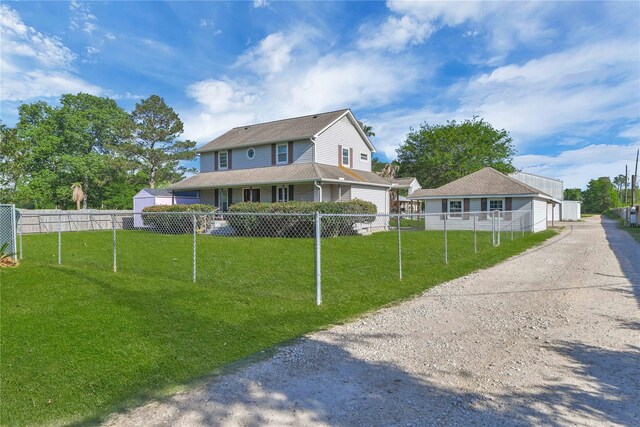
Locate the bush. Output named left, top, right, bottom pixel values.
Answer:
left=226, top=199, right=377, bottom=237
left=141, top=204, right=216, bottom=234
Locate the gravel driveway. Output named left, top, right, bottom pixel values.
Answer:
left=106, top=215, right=640, bottom=427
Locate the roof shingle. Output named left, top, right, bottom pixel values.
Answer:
left=197, top=109, right=350, bottom=152
left=169, top=163, right=391, bottom=190
left=410, top=168, right=553, bottom=199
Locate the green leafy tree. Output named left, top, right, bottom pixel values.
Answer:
left=127, top=95, right=196, bottom=188
left=563, top=188, right=583, bottom=201
left=612, top=174, right=627, bottom=206
left=10, top=94, right=135, bottom=208
left=396, top=117, right=516, bottom=188
left=0, top=122, right=28, bottom=203
left=582, top=177, right=615, bottom=213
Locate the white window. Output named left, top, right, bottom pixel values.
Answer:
left=277, top=143, right=288, bottom=164
left=277, top=186, right=288, bottom=202
left=342, top=147, right=350, bottom=166
left=449, top=199, right=462, bottom=217
left=247, top=147, right=255, bottom=159
left=360, top=152, right=368, bottom=161
left=218, top=150, right=228, bottom=170
left=489, top=199, right=504, bottom=211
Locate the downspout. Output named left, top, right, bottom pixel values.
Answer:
left=310, top=136, right=317, bottom=163
left=314, top=180, right=323, bottom=202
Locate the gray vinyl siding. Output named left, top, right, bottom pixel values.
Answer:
left=294, top=183, right=315, bottom=202
left=200, top=152, right=215, bottom=173
left=231, top=145, right=272, bottom=169
left=351, top=185, right=388, bottom=214
left=292, top=140, right=313, bottom=164
left=533, top=198, right=548, bottom=232
left=314, top=115, right=372, bottom=171
left=200, top=189, right=215, bottom=205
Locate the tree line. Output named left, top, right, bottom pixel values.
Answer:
left=0, top=93, right=196, bottom=209
left=564, top=174, right=639, bottom=214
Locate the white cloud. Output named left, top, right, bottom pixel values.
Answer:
left=463, top=40, right=639, bottom=143
left=105, top=32, right=116, bottom=40
left=182, top=31, right=421, bottom=144
left=359, top=1, right=553, bottom=56
left=236, top=32, right=297, bottom=75
left=253, top=0, right=269, bottom=8
left=69, top=0, right=98, bottom=35
left=0, top=5, right=101, bottom=101
left=515, top=143, right=639, bottom=189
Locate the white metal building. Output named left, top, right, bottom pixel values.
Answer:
left=510, top=172, right=563, bottom=223
left=561, top=200, right=581, bottom=221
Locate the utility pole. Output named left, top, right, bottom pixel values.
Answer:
left=632, top=148, right=639, bottom=209
left=625, top=165, right=628, bottom=205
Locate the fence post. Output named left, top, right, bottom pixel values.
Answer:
left=444, top=213, right=448, bottom=264
left=492, top=212, right=495, bottom=246
left=473, top=213, right=477, bottom=254
left=397, top=213, right=402, bottom=280
left=192, top=214, right=197, bottom=283
left=58, top=211, right=62, bottom=265
left=112, top=214, right=117, bottom=272
left=520, top=215, right=524, bottom=237
left=511, top=214, right=514, bottom=241
left=497, top=213, right=501, bottom=246
left=315, top=211, right=322, bottom=306
left=19, top=217, right=23, bottom=260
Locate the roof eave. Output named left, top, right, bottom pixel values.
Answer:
left=196, top=136, right=314, bottom=154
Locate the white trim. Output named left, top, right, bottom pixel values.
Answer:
left=489, top=198, right=505, bottom=211
left=313, top=110, right=376, bottom=153
left=410, top=193, right=559, bottom=202
left=341, top=147, right=350, bottom=167
left=276, top=143, right=288, bottom=165
left=360, top=152, right=368, bottom=161
left=218, top=150, right=229, bottom=170
left=277, top=185, right=289, bottom=202
left=242, top=187, right=261, bottom=202
left=246, top=147, right=256, bottom=160
left=448, top=199, right=463, bottom=217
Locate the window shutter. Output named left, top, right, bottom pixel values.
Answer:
left=214, top=152, right=218, bottom=171
left=228, top=150, right=233, bottom=170
left=214, top=189, right=219, bottom=207
left=505, top=197, right=512, bottom=220
left=480, top=197, right=487, bottom=220
left=349, top=148, right=353, bottom=168
left=228, top=188, right=233, bottom=205
left=463, top=198, right=470, bottom=220
left=289, top=184, right=294, bottom=201
left=272, top=186, right=277, bottom=202
left=288, top=141, right=293, bottom=164
left=338, top=145, right=343, bottom=165
left=441, top=198, right=447, bottom=220
left=271, top=144, right=276, bottom=166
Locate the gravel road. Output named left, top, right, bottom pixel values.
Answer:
left=106, top=215, right=640, bottom=427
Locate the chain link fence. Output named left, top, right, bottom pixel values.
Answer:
left=0, top=204, right=18, bottom=256
left=17, top=209, right=532, bottom=305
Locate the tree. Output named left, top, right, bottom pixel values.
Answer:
left=582, top=177, right=615, bottom=213
left=563, top=188, right=583, bottom=201
left=0, top=122, right=28, bottom=203
left=396, top=117, right=516, bottom=188
left=612, top=174, right=627, bottom=206
left=127, top=95, right=196, bottom=188
left=371, top=157, right=386, bottom=173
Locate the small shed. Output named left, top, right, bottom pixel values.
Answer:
left=562, top=201, right=581, bottom=221
left=133, top=189, right=200, bottom=227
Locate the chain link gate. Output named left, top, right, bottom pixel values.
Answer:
left=0, top=204, right=17, bottom=257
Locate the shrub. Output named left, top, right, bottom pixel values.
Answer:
left=141, top=204, right=216, bottom=234
left=226, top=199, right=377, bottom=237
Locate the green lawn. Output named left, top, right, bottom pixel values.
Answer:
left=1, top=228, right=555, bottom=426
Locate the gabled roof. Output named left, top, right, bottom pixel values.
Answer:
left=196, top=109, right=375, bottom=153
left=383, top=177, right=419, bottom=188
left=169, top=163, right=391, bottom=190
left=409, top=167, right=555, bottom=200
left=135, top=188, right=173, bottom=197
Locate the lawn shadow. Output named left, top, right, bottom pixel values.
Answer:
left=103, top=334, right=640, bottom=427
left=601, top=217, right=640, bottom=307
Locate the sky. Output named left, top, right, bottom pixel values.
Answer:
left=1, top=1, right=639, bottom=189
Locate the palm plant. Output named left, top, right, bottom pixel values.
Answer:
left=71, top=183, right=84, bottom=210
left=0, top=242, right=18, bottom=267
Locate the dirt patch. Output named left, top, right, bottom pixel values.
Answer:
left=105, top=216, right=640, bottom=426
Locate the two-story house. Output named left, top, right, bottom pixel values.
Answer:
left=169, top=109, right=392, bottom=214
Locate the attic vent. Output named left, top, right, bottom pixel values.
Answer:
left=313, top=115, right=318, bottom=118
left=244, top=127, right=249, bottom=130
